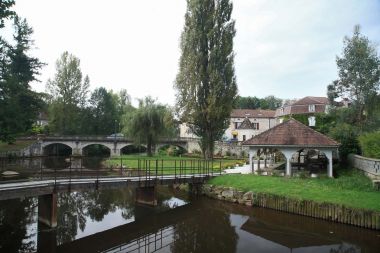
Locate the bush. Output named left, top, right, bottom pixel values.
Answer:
left=329, top=123, right=360, bottom=161
left=358, top=131, right=380, bottom=159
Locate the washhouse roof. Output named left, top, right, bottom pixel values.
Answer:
left=242, top=119, right=339, bottom=148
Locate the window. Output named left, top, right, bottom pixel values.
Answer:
left=308, top=116, right=316, bottom=127
left=234, top=122, right=238, bottom=129
left=253, top=123, right=260, bottom=130
left=308, top=104, right=315, bottom=112
left=243, top=135, right=246, bottom=141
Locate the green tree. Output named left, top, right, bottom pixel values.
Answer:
left=175, top=0, right=237, bottom=158
left=0, top=16, right=44, bottom=142
left=46, top=52, right=89, bottom=134
left=234, top=96, right=261, bottom=109
left=123, top=97, right=175, bottom=156
left=88, top=87, right=119, bottom=135
left=0, top=0, right=15, bottom=29
left=328, top=25, right=380, bottom=130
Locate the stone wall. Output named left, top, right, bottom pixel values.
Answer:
left=186, top=139, right=249, bottom=158
left=203, top=184, right=380, bottom=230
left=348, top=154, right=380, bottom=177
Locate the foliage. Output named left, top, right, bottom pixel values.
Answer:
left=328, top=25, right=380, bottom=129
left=175, top=0, right=237, bottom=159
left=88, top=87, right=120, bottom=135
left=123, top=97, right=175, bottom=156
left=46, top=52, right=90, bottom=134
left=0, top=15, right=44, bottom=142
left=358, top=131, right=380, bottom=159
left=329, top=123, right=360, bottom=160
left=235, top=95, right=282, bottom=110
left=0, top=0, right=15, bottom=29
left=0, top=140, right=36, bottom=153
left=209, top=166, right=380, bottom=211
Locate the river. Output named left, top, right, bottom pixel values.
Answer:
left=0, top=185, right=379, bottom=253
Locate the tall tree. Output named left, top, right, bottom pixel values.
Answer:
left=123, top=97, right=175, bottom=156
left=46, top=51, right=89, bottom=134
left=175, top=0, right=237, bottom=158
left=0, top=0, right=15, bottom=29
left=328, top=25, right=380, bottom=129
left=88, top=87, right=119, bottom=135
left=0, top=16, right=44, bottom=142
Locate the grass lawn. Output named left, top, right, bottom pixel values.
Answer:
left=0, top=140, right=36, bottom=153
left=105, top=154, right=247, bottom=175
left=208, top=167, right=380, bottom=211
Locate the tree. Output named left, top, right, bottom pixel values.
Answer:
left=175, top=0, right=237, bottom=158
left=0, top=16, right=44, bottom=142
left=88, top=87, right=119, bottom=135
left=328, top=25, right=380, bottom=130
left=234, top=96, right=261, bottom=109
left=46, top=52, right=90, bottom=134
left=123, top=97, right=175, bottom=156
left=0, top=0, right=15, bottom=29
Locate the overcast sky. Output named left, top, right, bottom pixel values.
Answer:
left=7, top=0, right=380, bottom=105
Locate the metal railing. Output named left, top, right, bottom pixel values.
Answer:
left=0, top=156, right=223, bottom=186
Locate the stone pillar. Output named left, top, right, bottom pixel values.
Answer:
left=111, top=148, right=120, bottom=156
left=322, top=149, right=333, bottom=178
left=281, top=149, right=297, bottom=177
left=136, top=186, right=157, bottom=206
left=72, top=148, right=82, bottom=156
left=248, top=148, right=257, bottom=173
left=38, top=193, right=57, bottom=228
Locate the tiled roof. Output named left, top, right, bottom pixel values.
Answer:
left=291, top=96, right=329, bottom=106
left=237, top=118, right=254, bottom=129
left=275, top=96, right=329, bottom=117
left=242, top=119, right=339, bottom=147
left=231, top=109, right=275, bottom=118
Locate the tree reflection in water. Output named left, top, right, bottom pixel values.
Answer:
left=56, top=187, right=135, bottom=245
left=0, top=198, right=37, bottom=252
left=171, top=198, right=238, bottom=253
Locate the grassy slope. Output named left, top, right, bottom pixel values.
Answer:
left=0, top=140, right=36, bottom=153
left=209, top=168, right=380, bottom=211
left=106, top=154, right=246, bottom=174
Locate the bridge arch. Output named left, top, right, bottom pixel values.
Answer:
left=157, top=144, right=187, bottom=156
left=120, top=144, right=147, bottom=155
left=82, top=144, right=111, bottom=156
left=42, top=143, right=73, bottom=156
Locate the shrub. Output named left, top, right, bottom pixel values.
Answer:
left=329, top=123, right=360, bottom=161
left=358, top=131, right=380, bottom=159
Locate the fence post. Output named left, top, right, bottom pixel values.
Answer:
left=220, top=161, right=222, bottom=175
left=155, top=159, right=158, bottom=180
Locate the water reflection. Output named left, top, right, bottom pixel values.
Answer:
left=0, top=198, right=37, bottom=252
left=0, top=188, right=379, bottom=253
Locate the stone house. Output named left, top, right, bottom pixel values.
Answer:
left=226, top=109, right=277, bottom=142
left=179, top=109, right=277, bottom=142
left=275, top=96, right=329, bottom=127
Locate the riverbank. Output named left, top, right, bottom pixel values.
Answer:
left=0, top=140, right=36, bottom=153
left=204, top=168, right=380, bottom=230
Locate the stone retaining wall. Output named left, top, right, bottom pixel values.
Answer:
left=348, top=154, right=380, bottom=178
left=203, top=185, right=380, bottom=230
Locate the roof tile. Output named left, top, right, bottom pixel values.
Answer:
left=242, top=119, right=339, bottom=147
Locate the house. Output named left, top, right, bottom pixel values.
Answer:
left=226, top=109, right=277, bottom=141
left=275, top=96, right=329, bottom=127
left=36, top=112, right=48, bottom=127
left=179, top=109, right=277, bottom=142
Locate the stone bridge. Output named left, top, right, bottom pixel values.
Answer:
left=25, top=136, right=199, bottom=156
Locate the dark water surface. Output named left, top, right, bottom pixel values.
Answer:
left=0, top=186, right=379, bottom=253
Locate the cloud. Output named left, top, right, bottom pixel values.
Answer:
left=9, top=0, right=380, bottom=104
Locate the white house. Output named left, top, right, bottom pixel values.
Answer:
left=179, top=109, right=277, bottom=142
